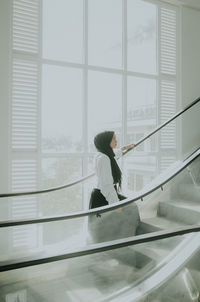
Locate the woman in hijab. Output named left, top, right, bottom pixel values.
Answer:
left=89, top=131, right=134, bottom=209
left=88, top=131, right=140, bottom=264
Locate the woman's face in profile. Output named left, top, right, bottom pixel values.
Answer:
left=110, top=134, right=117, bottom=149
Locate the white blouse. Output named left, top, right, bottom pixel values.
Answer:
left=94, top=149, right=123, bottom=204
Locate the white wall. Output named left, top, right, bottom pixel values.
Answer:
left=0, top=0, right=12, bottom=192
left=0, top=0, right=12, bottom=253
left=181, top=6, right=200, bottom=158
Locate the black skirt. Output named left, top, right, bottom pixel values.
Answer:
left=87, top=188, right=139, bottom=244
left=89, top=188, right=126, bottom=209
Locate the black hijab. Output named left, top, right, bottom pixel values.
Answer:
left=94, top=131, right=122, bottom=188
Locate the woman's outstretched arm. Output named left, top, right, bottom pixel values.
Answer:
left=121, top=144, right=135, bottom=151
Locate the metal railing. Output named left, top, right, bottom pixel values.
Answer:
left=1, top=224, right=200, bottom=272
left=0, top=144, right=200, bottom=228
left=1, top=96, right=200, bottom=198
left=1, top=97, right=200, bottom=272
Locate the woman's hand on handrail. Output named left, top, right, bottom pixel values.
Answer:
left=121, top=144, right=135, bottom=151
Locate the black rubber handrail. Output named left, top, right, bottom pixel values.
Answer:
left=0, top=96, right=199, bottom=198
left=123, top=96, right=200, bottom=155
left=1, top=147, right=199, bottom=228
left=0, top=174, right=95, bottom=198
left=1, top=224, right=200, bottom=272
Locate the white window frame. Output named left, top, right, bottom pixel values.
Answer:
left=10, top=0, right=180, bottom=240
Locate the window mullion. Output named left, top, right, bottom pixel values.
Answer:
left=83, top=0, right=88, bottom=175
left=122, top=0, right=127, bottom=146
left=82, top=0, right=89, bottom=212
left=157, top=2, right=162, bottom=173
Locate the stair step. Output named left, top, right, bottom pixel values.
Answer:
left=133, top=244, right=168, bottom=262
left=171, top=199, right=200, bottom=210
left=137, top=216, right=185, bottom=250
left=63, top=249, right=155, bottom=300
left=158, top=199, right=200, bottom=224
left=139, top=216, right=185, bottom=233
left=177, top=184, right=200, bottom=202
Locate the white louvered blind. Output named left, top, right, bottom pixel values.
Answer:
left=11, top=0, right=40, bottom=249
left=159, top=5, right=178, bottom=171
left=12, top=225, right=38, bottom=248
left=160, top=155, right=177, bottom=171
left=160, top=80, right=176, bottom=149
left=160, top=7, right=176, bottom=75
left=11, top=159, right=37, bottom=192
left=13, top=0, right=39, bottom=53
left=12, top=59, right=38, bottom=149
left=11, top=159, right=38, bottom=248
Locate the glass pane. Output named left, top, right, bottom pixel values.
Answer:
left=42, top=65, right=83, bottom=153
left=41, top=157, right=83, bottom=215
left=41, top=156, right=82, bottom=249
left=127, top=0, right=157, bottom=74
left=88, top=0, right=122, bottom=68
left=87, top=202, right=140, bottom=244
left=42, top=0, right=83, bottom=63
left=2, top=154, right=200, bottom=300
left=127, top=76, right=156, bottom=125
left=125, top=76, right=157, bottom=192
left=88, top=71, right=122, bottom=151
left=0, top=234, right=196, bottom=302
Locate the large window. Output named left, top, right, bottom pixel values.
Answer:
left=88, top=71, right=122, bottom=150
left=42, top=65, right=83, bottom=153
left=11, top=0, right=179, bottom=248
left=42, top=0, right=84, bottom=63
left=127, top=0, right=157, bottom=74
left=88, top=0, right=122, bottom=68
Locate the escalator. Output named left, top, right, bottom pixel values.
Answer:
left=0, top=98, right=200, bottom=302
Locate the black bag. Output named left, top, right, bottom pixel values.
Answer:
left=89, top=188, right=126, bottom=209
left=88, top=188, right=140, bottom=244
left=89, top=189, right=108, bottom=209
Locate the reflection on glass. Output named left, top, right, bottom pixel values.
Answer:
left=40, top=157, right=83, bottom=253
left=124, top=76, right=157, bottom=192
left=42, top=0, right=83, bottom=63
left=127, top=0, right=157, bottom=74
left=127, top=76, right=156, bottom=116
left=88, top=0, right=122, bottom=68
left=8, top=196, right=39, bottom=252
left=123, top=155, right=157, bottom=193
left=42, top=218, right=85, bottom=249
left=6, top=289, right=27, bottom=302
left=0, top=234, right=193, bottom=302
left=88, top=71, right=122, bottom=151
left=42, top=65, right=83, bottom=152
left=41, top=157, right=82, bottom=215
left=88, top=203, right=140, bottom=244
